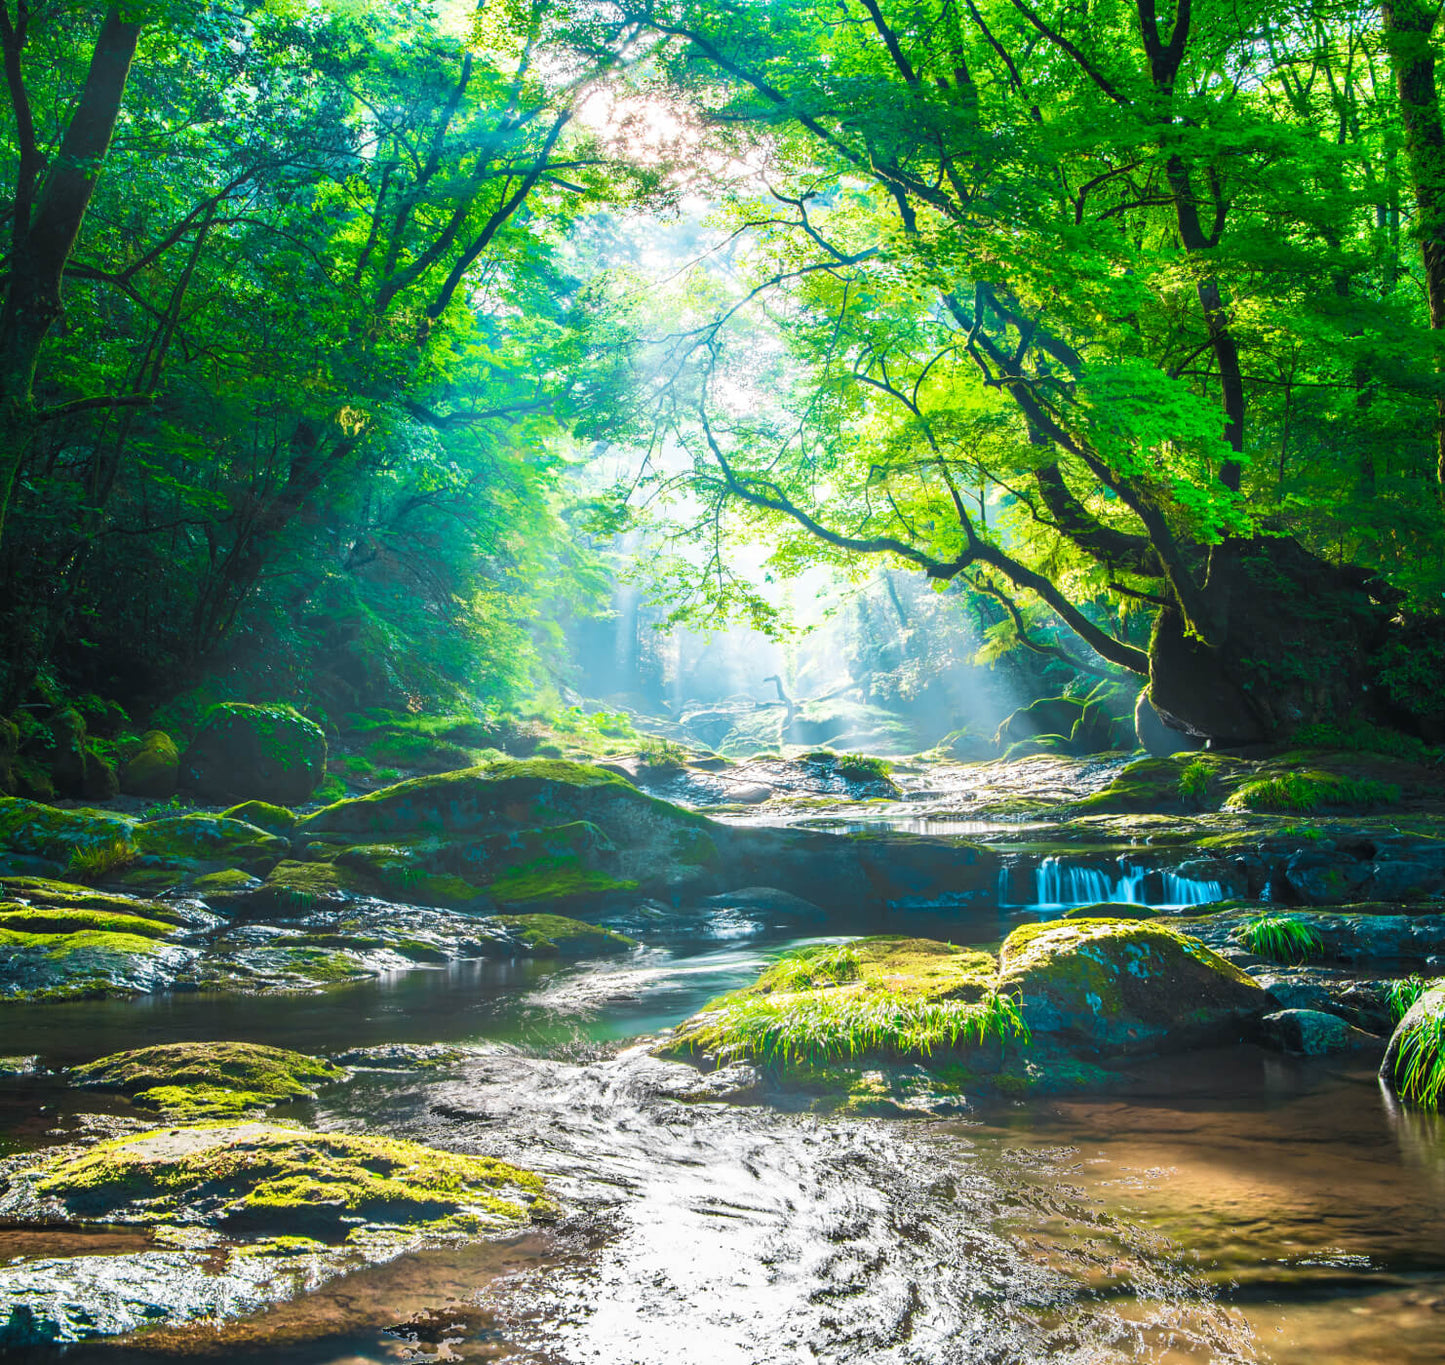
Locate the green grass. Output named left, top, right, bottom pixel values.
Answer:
left=66, top=839, right=139, bottom=882
left=637, top=736, right=689, bottom=769
left=139, top=795, right=192, bottom=822
left=675, top=990, right=1030, bottom=1067
left=1388, top=975, right=1436, bottom=1023
left=1177, top=757, right=1213, bottom=804
left=764, top=943, right=861, bottom=993
left=1392, top=991, right=1445, bottom=1110
left=1225, top=772, right=1400, bottom=813
left=1241, top=913, right=1325, bottom=963
left=834, top=752, right=893, bottom=781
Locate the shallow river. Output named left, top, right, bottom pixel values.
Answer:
left=3, top=931, right=1443, bottom=1364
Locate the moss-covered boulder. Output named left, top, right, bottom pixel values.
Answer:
left=71, top=1041, right=344, bottom=1118
left=303, top=760, right=716, bottom=901
left=221, top=800, right=298, bottom=834
left=496, top=914, right=636, bottom=956
left=1380, top=982, right=1445, bottom=1110
left=0, top=923, right=194, bottom=1000
left=239, top=859, right=363, bottom=916
left=132, top=813, right=288, bottom=865
left=5, top=1121, right=547, bottom=1237
left=180, top=703, right=326, bottom=805
left=0, top=876, right=182, bottom=921
left=0, top=797, right=135, bottom=864
left=0, top=717, right=17, bottom=795
left=119, top=730, right=179, bottom=798
left=998, top=918, right=1270, bottom=1055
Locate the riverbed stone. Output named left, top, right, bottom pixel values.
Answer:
left=1260, top=1008, right=1377, bottom=1055
left=180, top=703, right=327, bottom=805
left=998, top=918, right=1270, bottom=1056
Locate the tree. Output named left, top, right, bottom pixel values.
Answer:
left=613, top=0, right=1445, bottom=742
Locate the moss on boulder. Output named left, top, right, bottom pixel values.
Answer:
left=119, top=729, right=179, bottom=798
left=998, top=917, right=1270, bottom=1055
left=71, top=1041, right=343, bottom=1118
left=495, top=914, right=636, bottom=956
left=0, top=905, right=176, bottom=940
left=1380, top=982, right=1445, bottom=1110
left=240, top=860, right=362, bottom=916
left=0, top=798, right=135, bottom=864
left=221, top=801, right=298, bottom=834
left=180, top=703, right=326, bottom=805
left=132, top=814, right=288, bottom=863
left=12, top=1121, right=547, bottom=1237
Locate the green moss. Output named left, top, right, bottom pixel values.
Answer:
left=496, top=913, right=636, bottom=956
left=72, top=1041, right=342, bottom=1117
left=313, top=774, right=347, bottom=803
left=222, top=801, right=298, bottom=834
left=120, top=730, right=179, bottom=797
left=193, top=868, right=260, bottom=894
left=0, top=797, right=136, bottom=859
left=0, top=905, right=175, bottom=939
left=484, top=855, right=637, bottom=905
left=0, top=877, right=175, bottom=917
left=133, top=814, right=288, bottom=861
left=250, top=861, right=360, bottom=912
left=674, top=828, right=720, bottom=868
left=28, top=1122, right=547, bottom=1234
left=0, top=927, right=164, bottom=959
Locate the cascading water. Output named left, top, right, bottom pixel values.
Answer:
left=999, top=855, right=1225, bottom=912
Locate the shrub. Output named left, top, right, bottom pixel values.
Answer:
left=1241, top=913, right=1324, bottom=963
left=66, top=839, right=140, bottom=882
left=835, top=752, right=893, bottom=780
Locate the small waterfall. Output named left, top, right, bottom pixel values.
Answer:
left=999, top=856, right=1224, bottom=912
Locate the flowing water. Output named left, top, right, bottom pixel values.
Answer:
left=2, top=926, right=1442, bottom=1363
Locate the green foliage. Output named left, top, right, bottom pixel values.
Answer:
left=1387, top=975, right=1435, bottom=1023
left=1225, top=773, right=1400, bottom=813
left=834, top=752, right=893, bottom=780
left=140, top=795, right=192, bottom=823
left=1177, top=758, right=1214, bottom=805
left=677, top=990, right=1029, bottom=1067
left=66, top=839, right=139, bottom=883
left=637, top=736, right=689, bottom=769
left=1241, top=914, right=1325, bottom=964
left=1392, top=990, right=1445, bottom=1111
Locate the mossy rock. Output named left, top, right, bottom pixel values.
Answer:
left=133, top=814, right=288, bottom=863
left=484, top=856, right=637, bottom=906
left=180, top=703, right=326, bottom=805
left=192, top=868, right=261, bottom=895
left=241, top=860, right=362, bottom=916
left=301, top=759, right=694, bottom=839
left=0, top=797, right=136, bottom=862
left=495, top=914, right=636, bottom=956
left=221, top=801, right=298, bottom=834
left=0, top=905, right=177, bottom=940
left=998, top=918, right=1270, bottom=1056
left=13, top=1122, right=548, bottom=1236
left=0, top=926, right=189, bottom=1000
left=0, top=877, right=182, bottom=921
left=71, top=1041, right=343, bottom=1118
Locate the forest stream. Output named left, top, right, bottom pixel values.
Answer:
left=3, top=793, right=1443, bottom=1364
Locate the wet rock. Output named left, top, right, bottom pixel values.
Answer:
left=0, top=1123, right=548, bottom=1344
left=698, top=886, right=827, bottom=921
left=0, top=798, right=135, bottom=865
left=237, top=859, right=363, bottom=917
left=0, top=1054, right=40, bottom=1076
left=133, top=813, right=288, bottom=865
left=221, top=800, right=298, bottom=834
left=120, top=730, right=179, bottom=798
left=1261, top=1008, right=1378, bottom=1056
left=180, top=703, right=327, bottom=805
left=495, top=913, right=636, bottom=957
left=0, top=928, right=196, bottom=1001
left=999, top=918, right=1270, bottom=1056
left=333, top=1043, right=469, bottom=1070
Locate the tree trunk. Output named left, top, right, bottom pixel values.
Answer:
left=0, top=6, right=142, bottom=545
left=1382, top=0, right=1445, bottom=510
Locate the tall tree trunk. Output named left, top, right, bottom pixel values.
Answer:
left=0, top=6, right=142, bottom=545
left=1383, top=0, right=1445, bottom=510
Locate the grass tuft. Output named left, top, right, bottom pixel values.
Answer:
left=66, top=839, right=140, bottom=882
left=1177, top=757, right=1213, bottom=804
left=1225, top=773, right=1400, bottom=813
left=1241, top=913, right=1324, bottom=963
left=1388, top=975, right=1436, bottom=1023
left=1393, top=991, right=1445, bottom=1110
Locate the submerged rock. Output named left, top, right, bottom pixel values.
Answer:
left=999, top=918, right=1270, bottom=1055
left=180, top=703, right=327, bottom=805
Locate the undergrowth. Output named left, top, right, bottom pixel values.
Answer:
left=1291, top=717, right=1435, bottom=764
left=1387, top=975, right=1437, bottom=1023
left=1392, top=991, right=1445, bottom=1110
left=1241, top=913, right=1324, bottom=964
left=1177, top=758, right=1213, bottom=805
